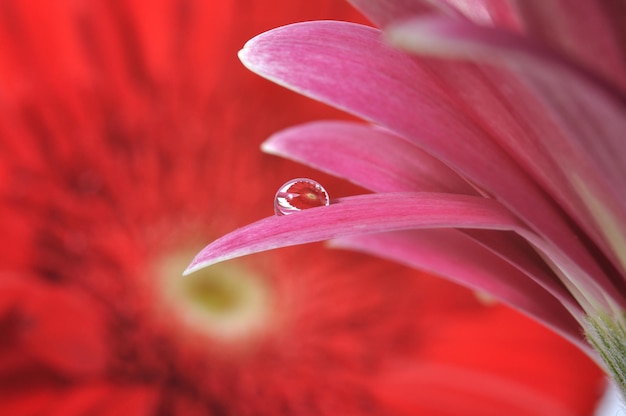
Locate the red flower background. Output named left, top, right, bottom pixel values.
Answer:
left=0, top=0, right=605, bottom=415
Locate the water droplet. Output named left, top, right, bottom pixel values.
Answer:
left=274, top=178, right=330, bottom=216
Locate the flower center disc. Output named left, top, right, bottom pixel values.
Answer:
left=156, top=251, right=273, bottom=343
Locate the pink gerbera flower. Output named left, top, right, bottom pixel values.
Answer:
left=187, top=0, right=626, bottom=399
left=0, top=0, right=602, bottom=416
left=0, top=0, right=605, bottom=415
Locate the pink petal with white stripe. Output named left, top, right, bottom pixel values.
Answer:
left=263, top=120, right=583, bottom=309
left=330, top=230, right=588, bottom=352
left=238, top=21, right=622, bottom=303
left=185, top=192, right=523, bottom=274
left=510, top=0, right=626, bottom=91
left=185, top=192, right=615, bottom=312
left=387, top=15, right=626, bottom=280
left=263, top=120, right=476, bottom=194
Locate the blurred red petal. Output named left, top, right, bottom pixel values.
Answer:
left=0, top=276, right=108, bottom=377
left=374, top=307, right=605, bottom=416
left=0, top=383, right=158, bottom=416
left=418, top=305, right=605, bottom=415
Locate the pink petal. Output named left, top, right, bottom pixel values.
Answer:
left=263, top=120, right=588, bottom=316
left=370, top=15, right=623, bottom=281
left=238, top=21, right=622, bottom=303
left=346, top=0, right=455, bottom=28
left=511, top=0, right=626, bottom=91
left=185, top=192, right=524, bottom=274
left=185, top=191, right=614, bottom=313
left=263, top=120, right=476, bottom=194
left=352, top=0, right=626, bottom=92
left=330, top=230, right=588, bottom=351
left=348, top=0, right=521, bottom=29
left=387, top=15, right=626, bottom=281
left=439, top=0, right=521, bottom=28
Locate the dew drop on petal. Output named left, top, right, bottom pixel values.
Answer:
left=274, top=178, right=330, bottom=216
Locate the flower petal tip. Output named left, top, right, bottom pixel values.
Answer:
left=182, top=259, right=207, bottom=276
left=236, top=47, right=250, bottom=69
left=259, top=138, right=277, bottom=154
left=237, top=36, right=258, bottom=71
left=237, top=30, right=269, bottom=74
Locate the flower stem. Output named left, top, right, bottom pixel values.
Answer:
left=586, top=313, right=626, bottom=401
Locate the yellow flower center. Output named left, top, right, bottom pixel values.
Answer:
left=154, top=249, right=273, bottom=343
